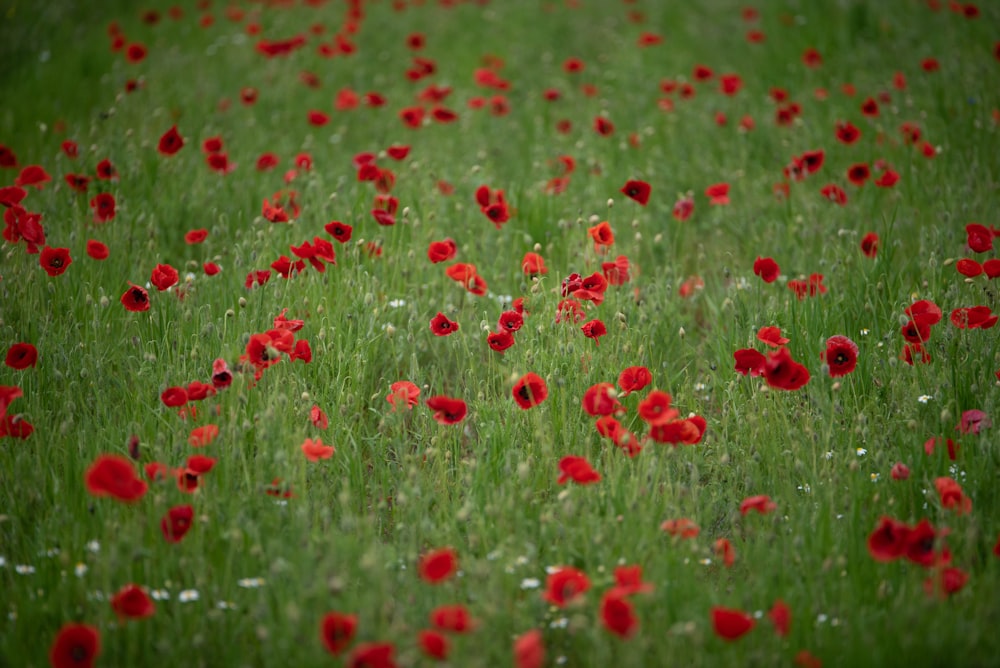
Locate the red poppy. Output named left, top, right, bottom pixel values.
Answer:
left=426, top=396, right=467, bottom=424
left=542, top=566, right=590, bottom=606
left=820, top=183, right=848, bottom=205
left=719, top=73, right=743, bottom=95
left=302, top=437, right=335, bottom=462
left=429, top=312, right=459, bottom=336
left=835, top=121, right=861, bottom=144
left=600, top=592, right=638, bottom=638
left=581, top=319, right=607, bottom=345
left=705, top=182, right=730, bottom=205
left=637, top=389, right=680, bottom=426
left=38, top=246, right=71, bottom=277
left=905, top=519, right=945, bottom=568
left=847, top=163, right=870, bottom=186
left=387, top=381, right=420, bottom=411
left=514, top=630, right=544, bottom=668
left=593, top=116, right=615, bottom=136
left=161, top=504, right=194, bottom=543
left=860, top=232, right=879, bottom=258
left=512, top=372, right=548, bottom=409
left=957, top=409, right=989, bottom=435
left=486, top=329, right=514, bottom=352
left=764, top=347, right=810, bottom=390
left=158, top=125, right=185, bottom=156
left=740, top=494, right=777, bottom=515
left=85, top=454, right=147, bottom=502
left=950, top=306, right=998, bottom=329
left=50, top=623, right=100, bottom=668
left=966, top=223, right=993, bottom=253
left=5, top=343, right=37, bottom=369
left=347, top=642, right=395, bottom=668
left=757, top=326, right=789, bottom=347
left=150, top=263, right=179, bottom=291
left=617, top=366, right=652, bottom=396
left=924, top=436, right=959, bottom=460
left=324, top=221, right=352, bottom=244
left=712, top=606, right=755, bottom=641
left=320, top=612, right=357, bottom=655
left=768, top=600, right=791, bottom=637
left=891, top=462, right=910, bottom=480
left=88, top=192, right=116, bottom=223
left=15, top=165, right=51, bottom=189
left=64, top=173, right=90, bottom=192
left=935, top=476, right=972, bottom=514
left=620, top=179, right=651, bottom=206
left=610, top=565, right=654, bottom=597
left=416, top=629, right=449, bottom=660
left=184, top=229, right=208, bottom=245
left=669, top=194, right=694, bottom=221
left=821, top=335, right=859, bottom=377
left=661, top=518, right=700, bottom=539
left=110, top=583, right=155, bottom=620
left=160, top=386, right=188, bottom=407
left=582, top=382, right=622, bottom=416
left=753, top=257, right=780, bottom=283
left=419, top=547, right=457, bottom=584
left=427, top=239, right=457, bottom=263
left=120, top=283, right=150, bottom=312
left=924, top=567, right=969, bottom=598
left=430, top=604, right=476, bottom=633
left=96, top=159, right=117, bottom=180
left=557, top=455, right=601, bottom=485
left=867, top=516, right=911, bottom=561
left=874, top=169, right=900, bottom=188
left=60, top=139, right=78, bottom=159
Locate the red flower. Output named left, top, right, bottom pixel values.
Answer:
left=498, top=310, right=524, bottom=333
left=427, top=239, right=457, bottom=263
left=673, top=195, right=694, bottom=221
left=514, top=630, right=544, bottom=668
left=753, top=257, right=779, bottom=283
left=50, top=623, right=100, bottom=668
left=387, top=381, right=420, bottom=411
left=429, top=312, right=459, bottom=336
left=924, top=567, right=968, bottom=598
left=184, top=229, right=208, bottom=244
left=40, top=246, right=72, bottom=277
left=161, top=504, right=194, bottom=543
left=802, top=47, right=822, bottom=67
left=705, top=182, right=730, bottom=205
left=120, top=283, right=150, bottom=312
left=512, top=372, right=548, bottom=409
left=955, top=258, right=983, bottom=277
left=966, top=223, right=993, bottom=253
left=86, top=240, right=109, bottom=260
left=820, top=183, right=847, bottom=205
left=620, top=179, right=651, bottom=206
left=417, top=629, right=449, bottom=660
left=348, top=642, right=396, bottom=668
left=768, top=600, right=791, bottom=637
left=847, top=163, right=870, bottom=186
left=110, top=584, right=155, bottom=620
left=430, top=604, right=476, bottom=633
left=867, top=516, right=911, bottom=561
left=757, top=326, right=789, bottom=347
left=5, top=343, right=37, bottom=369
left=487, top=330, right=515, bottom=353
left=956, top=409, right=990, bottom=435
left=158, top=125, right=185, bottom=156
left=85, top=454, right=147, bottom=502
left=600, top=592, right=638, bottom=638
left=320, top=612, right=358, bottom=655
left=150, top=263, right=179, bottom=291
left=618, top=366, right=652, bottom=396
left=593, top=116, right=615, bottom=136
left=637, top=389, right=679, bottom=426
left=126, top=42, right=147, bottom=63
left=661, top=518, right=700, bottom=539
left=325, top=221, right=353, bottom=244
left=935, top=476, right=972, bottom=514
left=542, top=566, right=590, bottom=606
left=950, top=306, right=998, bottom=329
left=764, top=347, right=810, bottom=390
left=835, top=121, right=861, bottom=144
left=89, top=192, right=116, bottom=223
left=188, top=424, right=219, bottom=448
left=419, top=547, right=457, bottom=584
left=15, top=165, right=51, bottom=189
left=711, top=606, right=755, bottom=641
left=557, top=455, right=601, bottom=485
left=310, top=405, right=329, bottom=430
left=740, top=494, right=777, bottom=515
left=581, top=319, right=607, bottom=345
left=521, top=252, right=547, bottom=275
left=160, top=386, right=188, bottom=407
left=302, top=437, right=335, bottom=462
left=61, top=140, right=79, bottom=159
left=719, top=73, right=743, bottom=95
left=860, top=232, right=879, bottom=258
left=582, top=383, right=622, bottom=417
left=821, top=335, right=859, bottom=377
left=891, top=462, right=910, bottom=480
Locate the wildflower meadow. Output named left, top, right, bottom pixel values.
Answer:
left=2, top=0, right=1000, bottom=666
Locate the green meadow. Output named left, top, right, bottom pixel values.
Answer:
left=1, top=0, right=999, bottom=666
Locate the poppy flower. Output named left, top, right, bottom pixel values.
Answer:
left=847, top=163, right=870, bottom=186
left=542, top=566, right=590, bottom=606
left=757, top=326, right=789, bottom=347
left=875, top=169, right=900, bottom=188
left=347, top=642, right=395, bottom=668
left=860, top=232, right=879, bottom=258
left=89, top=193, right=116, bottom=223
left=427, top=239, right=457, bottom=264
left=158, top=125, right=185, bottom=156
left=430, top=604, right=476, bottom=633
left=160, top=504, right=194, bottom=543
left=581, top=319, right=607, bottom=345
left=487, top=330, right=515, bottom=352
left=582, top=383, right=622, bottom=416
left=753, top=256, right=779, bottom=283
left=429, top=312, right=459, bottom=336
left=120, top=282, right=150, bottom=312
left=661, top=518, right=700, bottom=539
left=935, top=476, right=972, bottom=514
left=325, top=221, right=353, bottom=244
left=85, top=454, right=148, bottom=503
left=835, top=121, right=861, bottom=144
left=512, top=372, right=548, bottom=409
left=821, top=335, right=859, bottom=377
left=387, top=381, right=420, bottom=411
left=620, top=179, right=651, bottom=206
left=617, top=366, right=652, bottom=396
left=924, top=567, right=969, bottom=598
left=719, top=73, right=743, bottom=95
left=15, top=165, right=51, bottom=189
left=150, top=263, right=179, bottom=291
left=188, top=424, right=219, bottom=448
left=600, top=592, right=638, bottom=638
left=820, top=184, right=847, bottom=205
left=309, top=405, right=328, bottom=430
left=764, top=347, right=810, bottom=390
left=320, top=612, right=358, bottom=655
left=705, top=182, right=730, bottom=205
left=950, top=306, right=998, bottom=329
left=39, top=246, right=72, bottom=277
left=426, top=396, right=467, bottom=425
left=211, top=358, right=232, bottom=390
left=418, top=547, right=457, bottom=584
left=557, top=455, right=601, bottom=485
left=637, top=389, right=680, bottom=426
left=768, top=600, right=791, bottom=637
left=711, top=606, right=755, bottom=641
left=5, top=343, right=37, bottom=369
left=740, top=494, right=777, bottom=515
left=891, top=462, right=910, bottom=480
left=966, top=223, right=993, bottom=253
left=514, top=630, right=544, bottom=668
left=867, top=516, right=911, bottom=561
left=110, top=584, right=155, bottom=620
left=160, top=386, right=188, bottom=407
left=302, top=437, right=335, bottom=462
left=593, top=116, right=615, bottom=136
left=956, top=409, right=989, bottom=435
left=50, top=623, right=100, bottom=668
left=924, top=436, right=960, bottom=460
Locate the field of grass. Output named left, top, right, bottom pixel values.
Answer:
left=2, top=0, right=1000, bottom=666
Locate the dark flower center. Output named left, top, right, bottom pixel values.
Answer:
left=834, top=352, right=849, bottom=365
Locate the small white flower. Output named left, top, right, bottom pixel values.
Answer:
left=179, top=589, right=199, bottom=603
left=216, top=601, right=237, bottom=610
left=693, top=383, right=707, bottom=391
left=870, top=473, right=880, bottom=483
left=15, top=565, right=35, bottom=575
left=699, top=558, right=712, bottom=566
left=549, top=617, right=569, bottom=629
left=824, top=451, right=834, bottom=460
left=387, top=299, right=407, bottom=308
left=856, top=448, right=867, bottom=456
left=0, top=556, right=6, bottom=568
left=86, top=541, right=100, bottom=553
left=918, top=395, right=932, bottom=404
left=43, top=548, right=60, bottom=558
left=74, top=563, right=88, bottom=578
left=797, top=484, right=812, bottom=494
left=816, top=613, right=829, bottom=624
left=237, top=577, right=265, bottom=589
left=556, top=656, right=568, bottom=665
left=151, top=589, right=170, bottom=601
left=860, top=328, right=870, bottom=336
left=515, top=556, right=529, bottom=566
left=520, top=578, right=540, bottom=590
